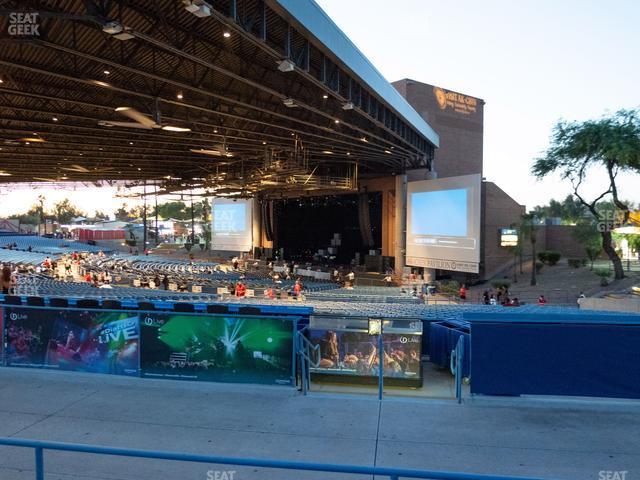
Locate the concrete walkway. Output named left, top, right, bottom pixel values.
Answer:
left=0, top=368, right=639, bottom=480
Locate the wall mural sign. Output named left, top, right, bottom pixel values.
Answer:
left=433, top=86, right=478, bottom=115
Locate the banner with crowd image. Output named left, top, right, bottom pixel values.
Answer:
left=1, top=307, right=299, bottom=385
left=3, top=307, right=139, bottom=376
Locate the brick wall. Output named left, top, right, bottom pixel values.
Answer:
left=482, top=182, right=526, bottom=279
left=544, top=225, right=586, bottom=259
left=392, top=78, right=484, bottom=178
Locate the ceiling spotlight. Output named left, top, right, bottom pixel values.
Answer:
left=176, top=92, right=183, bottom=99
left=52, top=117, right=58, bottom=122
left=0, top=171, right=11, bottom=177
left=321, top=150, right=333, bottom=154
left=91, top=80, right=110, bottom=87
left=361, top=137, right=368, bottom=142
left=334, top=119, right=340, bottom=124
left=0, top=79, right=4, bottom=84
left=283, top=98, right=297, bottom=108
left=342, top=102, right=355, bottom=110
left=25, top=142, right=30, bottom=145
left=346, top=152, right=351, bottom=156
left=262, top=141, right=267, bottom=145
left=277, top=59, right=295, bottom=72
left=384, top=150, right=392, bottom=154
left=322, top=94, right=328, bottom=99
left=223, top=31, right=231, bottom=38
left=103, top=70, right=110, bottom=75
left=129, top=141, right=134, bottom=145
left=213, top=129, right=218, bottom=133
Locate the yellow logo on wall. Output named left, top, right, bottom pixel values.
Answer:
left=432, top=86, right=478, bottom=115
left=434, top=87, right=447, bottom=110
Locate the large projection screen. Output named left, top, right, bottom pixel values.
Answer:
left=210, top=198, right=253, bottom=252
left=406, top=174, right=481, bottom=273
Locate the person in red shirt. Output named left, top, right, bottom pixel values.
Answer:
left=538, top=295, right=547, bottom=305
left=293, top=280, right=302, bottom=297
left=265, top=287, right=275, bottom=299
left=459, top=284, right=467, bottom=301
left=235, top=281, right=246, bottom=297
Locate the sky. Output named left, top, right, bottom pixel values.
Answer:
left=1, top=0, right=639, bottom=216
left=314, top=0, right=640, bottom=210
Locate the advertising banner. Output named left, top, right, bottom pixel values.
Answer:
left=3, top=307, right=139, bottom=376
left=140, top=313, right=294, bottom=385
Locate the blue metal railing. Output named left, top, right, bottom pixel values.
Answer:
left=0, top=437, right=550, bottom=480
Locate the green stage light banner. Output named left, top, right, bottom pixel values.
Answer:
left=3, top=307, right=139, bottom=376
left=140, top=313, right=294, bottom=385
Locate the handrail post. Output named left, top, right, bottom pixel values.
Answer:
left=378, top=331, right=383, bottom=401
left=455, top=336, right=465, bottom=404
left=35, top=447, right=44, bottom=480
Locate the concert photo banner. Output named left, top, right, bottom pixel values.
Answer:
left=140, top=313, right=295, bottom=385
left=3, top=307, right=139, bottom=376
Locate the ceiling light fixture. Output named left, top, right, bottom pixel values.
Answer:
left=184, top=0, right=212, bottom=17
left=334, top=119, right=340, bottom=124
left=103, top=70, right=110, bottom=75
left=102, top=21, right=134, bottom=40
left=283, top=98, right=297, bottom=108
left=162, top=125, right=191, bottom=132
left=322, top=94, right=328, bottom=99
left=176, top=92, right=183, bottom=99
left=52, top=117, right=58, bottom=122
left=342, top=102, right=355, bottom=110
left=223, top=31, right=231, bottom=38
left=277, top=59, right=295, bottom=72
left=129, top=141, right=134, bottom=145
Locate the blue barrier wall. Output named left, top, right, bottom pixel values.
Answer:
left=465, top=312, right=640, bottom=399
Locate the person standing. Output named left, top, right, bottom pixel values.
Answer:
left=459, top=284, right=467, bottom=301
left=1, top=265, right=16, bottom=294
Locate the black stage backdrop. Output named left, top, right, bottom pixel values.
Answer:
left=274, top=193, right=382, bottom=263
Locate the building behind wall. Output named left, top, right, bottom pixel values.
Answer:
left=391, top=78, right=524, bottom=280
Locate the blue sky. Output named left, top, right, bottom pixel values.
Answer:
left=317, top=0, right=640, bottom=209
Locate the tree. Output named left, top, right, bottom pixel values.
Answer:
left=532, top=109, right=640, bottom=280
left=9, top=204, right=43, bottom=226
left=531, top=195, right=588, bottom=224
left=53, top=198, right=85, bottom=224
left=153, top=201, right=188, bottom=220
left=93, top=210, right=110, bottom=221
left=572, top=221, right=602, bottom=270
left=114, top=203, right=130, bottom=221
left=520, top=213, right=538, bottom=286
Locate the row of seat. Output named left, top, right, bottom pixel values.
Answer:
left=0, top=294, right=262, bottom=315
